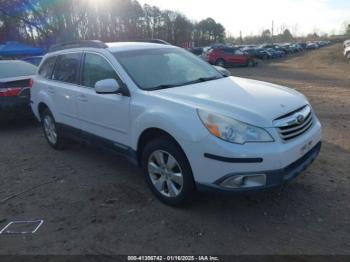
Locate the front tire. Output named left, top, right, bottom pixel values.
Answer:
left=346, top=52, right=350, bottom=60
left=40, top=108, right=66, bottom=150
left=142, top=138, right=195, bottom=206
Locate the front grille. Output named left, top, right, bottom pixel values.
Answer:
left=273, top=105, right=313, bottom=141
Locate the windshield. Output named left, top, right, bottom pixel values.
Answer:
left=113, top=48, right=222, bottom=90
left=0, top=60, right=37, bottom=79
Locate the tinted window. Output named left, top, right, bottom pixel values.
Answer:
left=38, top=56, right=56, bottom=79
left=52, top=53, right=81, bottom=84
left=223, top=48, right=235, bottom=54
left=82, top=53, right=119, bottom=88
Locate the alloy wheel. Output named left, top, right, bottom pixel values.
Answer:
left=43, top=115, right=58, bottom=145
left=147, top=150, right=184, bottom=198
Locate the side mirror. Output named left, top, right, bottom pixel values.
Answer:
left=213, top=65, right=231, bottom=77
left=95, top=79, right=120, bottom=94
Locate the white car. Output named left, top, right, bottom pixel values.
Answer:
left=344, top=46, right=350, bottom=59
left=30, top=41, right=322, bottom=206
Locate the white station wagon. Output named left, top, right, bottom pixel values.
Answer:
left=30, top=40, right=322, bottom=206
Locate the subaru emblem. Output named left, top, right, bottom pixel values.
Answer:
left=296, top=114, right=305, bottom=124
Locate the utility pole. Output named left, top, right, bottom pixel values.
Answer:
left=271, top=20, right=274, bottom=42
left=240, top=31, right=243, bottom=44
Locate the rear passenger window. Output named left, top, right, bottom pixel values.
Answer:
left=223, top=48, right=235, bottom=54
left=52, top=53, right=81, bottom=84
left=82, top=53, right=119, bottom=88
left=38, top=56, right=56, bottom=79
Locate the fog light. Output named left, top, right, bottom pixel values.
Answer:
left=220, top=174, right=266, bottom=189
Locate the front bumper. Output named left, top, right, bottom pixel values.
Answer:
left=180, top=116, right=321, bottom=191
left=196, top=141, right=321, bottom=193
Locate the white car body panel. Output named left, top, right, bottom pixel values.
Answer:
left=31, top=42, right=322, bottom=192
left=76, top=85, right=131, bottom=144
left=151, top=76, right=308, bottom=127
left=182, top=120, right=321, bottom=184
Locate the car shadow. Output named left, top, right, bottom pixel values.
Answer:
left=0, top=117, right=39, bottom=131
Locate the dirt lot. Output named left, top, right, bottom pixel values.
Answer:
left=0, top=43, right=349, bottom=255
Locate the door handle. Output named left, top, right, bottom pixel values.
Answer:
left=77, top=94, right=88, bottom=102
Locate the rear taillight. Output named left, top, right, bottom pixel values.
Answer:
left=0, top=87, right=22, bottom=97
left=0, top=78, right=32, bottom=97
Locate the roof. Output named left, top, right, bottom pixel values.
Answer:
left=0, top=42, right=44, bottom=56
left=43, top=41, right=175, bottom=57
left=106, top=42, right=174, bottom=53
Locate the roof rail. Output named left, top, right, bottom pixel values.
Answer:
left=143, top=39, right=171, bottom=45
left=127, top=39, right=171, bottom=45
left=48, top=40, right=108, bottom=53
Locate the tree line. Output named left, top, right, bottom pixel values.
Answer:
left=0, top=0, right=225, bottom=47
left=227, top=28, right=332, bottom=45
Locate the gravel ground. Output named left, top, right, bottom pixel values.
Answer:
left=0, top=43, right=349, bottom=255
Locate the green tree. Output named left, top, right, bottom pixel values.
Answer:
left=0, top=0, right=226, bottom=47
left=346, top=24, right=350, bottom=35
left=261, top=29, right=271, bottom=42
left=282, top=29, right=293, bottom=41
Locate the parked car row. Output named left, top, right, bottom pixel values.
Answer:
left=343, top=39, right=350, bottom=59
left=190, top=40, right=332, bottom=67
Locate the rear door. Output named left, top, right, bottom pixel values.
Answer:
left=50, top=52, right=82, bottom=128
left=222, top=48, right=235, bottom=64
left=75, top=52, right=130, bottom=145
left=233, top=49, right=247, bottom=65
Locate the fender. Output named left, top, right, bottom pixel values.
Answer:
left=35, top=90, right=59, bottom=122
left=130, top=105, right=209, bottom=151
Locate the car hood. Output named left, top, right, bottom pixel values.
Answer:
left=153, top=76, right=308, bottom=127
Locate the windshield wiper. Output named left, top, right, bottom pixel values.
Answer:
left=147, top=76, right=222, bottom=91
left=182, top=76, right=222, bottom=85
left=147, top=83, right=181, bottom=91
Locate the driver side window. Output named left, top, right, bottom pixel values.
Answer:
left=82, top=53, right=120, bottom=88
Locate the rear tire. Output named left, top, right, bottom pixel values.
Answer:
left=247, top=59, right=254, bottom=67
left=347, top=52, right=350, bottom=60
left=141, top=138, right=195, bottom=206
left=215, top=59, right=226, bottom=68
left=40, top=108, right=66, bottom=150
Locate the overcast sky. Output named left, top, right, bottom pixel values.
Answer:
left=138, top=0, right=350, bottom=37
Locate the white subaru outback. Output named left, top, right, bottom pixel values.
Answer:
left=31, top=40, right=322, bottom=206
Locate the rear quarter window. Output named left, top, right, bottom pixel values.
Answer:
left=52, top=53, right=82, bottom=84
left=38, top=56, right=57, bottom=79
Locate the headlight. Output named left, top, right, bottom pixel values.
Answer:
left=197, top=109, right=274, bottom=144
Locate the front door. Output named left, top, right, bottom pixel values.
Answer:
left=76, top=52, right=130, bottom=145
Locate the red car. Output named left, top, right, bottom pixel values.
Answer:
left=204, top=47, right=256, bottom=67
